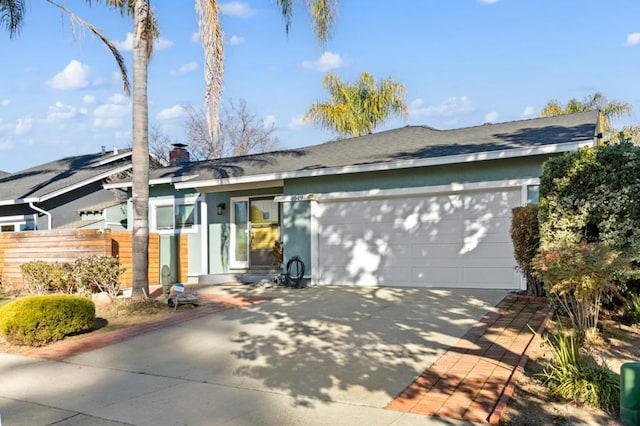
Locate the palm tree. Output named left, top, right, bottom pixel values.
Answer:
left=0, top=0, right=25, bottom=38
left=540, top=92, right=632, bottom=142
left=305, top=72, right=408, bottom=138
left=124, top=0, right=338, bottom=297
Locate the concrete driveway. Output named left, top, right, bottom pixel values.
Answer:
left=0, top=286, right=508, bottom=425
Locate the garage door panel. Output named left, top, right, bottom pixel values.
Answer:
left=317, top=188, right=522, bottom=289
left=411, top=244, right=460, bottom=259
left=412, top=267, right=458, bottom=283
left=461, top=243, right=515, bottom=259
left=462, top=267, right=518, bottom=285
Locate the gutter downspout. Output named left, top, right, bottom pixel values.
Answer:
left=29, top=201, right=52, bottom=230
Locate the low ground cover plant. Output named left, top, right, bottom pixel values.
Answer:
left=0, top=294, right=95, bottom=346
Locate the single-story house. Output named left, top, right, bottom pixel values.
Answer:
left=0, top=148, right=132, bottom=232
left=107, top=111, right=600, bottom=290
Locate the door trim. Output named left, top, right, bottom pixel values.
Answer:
left=230, top=197, right=249, bottom=269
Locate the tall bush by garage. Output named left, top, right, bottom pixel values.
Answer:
left=539, top=142, right=640, bottom=268
left=0, top=294, right=95, bottom=346
left=511, top=205, right=545, bottom=296
left=537, top=142, right=640, bottom=337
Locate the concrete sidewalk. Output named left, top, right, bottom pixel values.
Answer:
left=0, top=286, right=546, bottom=425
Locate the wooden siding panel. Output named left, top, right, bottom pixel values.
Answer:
left=0, top=230, right=162, bottom=289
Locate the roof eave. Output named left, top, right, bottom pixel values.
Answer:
left=102, top=174, right=198, bottom=190
left=175, top=139, right=594, bottom=190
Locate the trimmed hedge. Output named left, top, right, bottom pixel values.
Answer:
left=0, top=294, right=95, bottom=346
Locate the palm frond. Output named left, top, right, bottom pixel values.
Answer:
left=46, top=0, right=130, bottom=95
left=195, top=0, right=223, bottom=143
left=0, top=0, right=25, bottom=38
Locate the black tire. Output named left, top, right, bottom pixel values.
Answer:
left=286, top=256, right=305, bottom=288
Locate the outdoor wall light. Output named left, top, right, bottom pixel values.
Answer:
left=217, top=202, right=226, bottom=215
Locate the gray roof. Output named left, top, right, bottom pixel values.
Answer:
left=0, top=150, right=132, bottom=203
left=0, top=171, right=8, bottom=178
left=150, top=111, right=599, bottom=183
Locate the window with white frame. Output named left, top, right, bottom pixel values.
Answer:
left=152, top=199, right=197, bottom=233
left=0, top=220, right=35, bottom=232
left=526, top=185, right=540, bottom=205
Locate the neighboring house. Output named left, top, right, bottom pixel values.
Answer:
left=107, top=111, right=600, bottom=290
left=0, top=148, right=132, bottom=232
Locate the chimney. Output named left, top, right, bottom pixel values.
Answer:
left=101, top=145, right=106, bottom=155
left=169, top=143, right=190, bottom=165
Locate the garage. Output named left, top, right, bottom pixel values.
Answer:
left=316, top=187, right=523, bottom=289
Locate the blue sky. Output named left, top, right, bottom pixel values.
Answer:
left=1, top=0, right=640, bottom=172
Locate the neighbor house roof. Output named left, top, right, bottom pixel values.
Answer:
left=105, top=111, right=599, bottom=190
left=0, top=150, right=133, bottom=206
left=0, top=171, right=9, bottom=178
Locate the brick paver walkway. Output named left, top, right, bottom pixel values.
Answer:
left=386, top=295, right=551, bottom=424
left=24, top=291, right=271, bottom=362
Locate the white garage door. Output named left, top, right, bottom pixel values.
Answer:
left=317, top=188, right=522, bottom=289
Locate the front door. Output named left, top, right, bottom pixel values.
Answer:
left=230, top=196, right=280, bottom=269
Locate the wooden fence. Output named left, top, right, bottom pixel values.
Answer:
left=0, top=229, right=167, bottom=289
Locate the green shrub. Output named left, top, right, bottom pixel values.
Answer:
left=539, top=143, right=640, bottom=278
left=73, top=256, right=125, bottom=299
left=20, top=261, right=75, bottom=294
left=535, top=242, right=627, bottom=339
left=541, top=328, right=619, bottom=413
left=0, top=294, right=95, bottom=346
left=511, top=205, right=544, bottom=296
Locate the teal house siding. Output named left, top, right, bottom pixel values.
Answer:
left=284, top=155, right=549, bottom=196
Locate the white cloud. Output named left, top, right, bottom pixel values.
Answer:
left=15, top=118, right=34, bottom=135
left=192, top=32, right=200, bottom=43
left=301, top=52, right=345, bottom=72
left=83, top=95, right=96, bottom=105
left=93, top=95, right=131, bottom=128
left=229, top=35, right=245, bottom=45
left=409, top=96, right=476, bottom=117
left=108, top=93, right=129, bottom=105
left=522, top=105, right=535, bottom=117
left=47, top=60, right=90, bottom=90
left=484, top=111, right=499, bottom=123
left=478, top=0, right=500, bottom=3
left=115, top=32, right=174, bottom=51
left=114, top=33, right=134, bottom=50
left=220, top=1, right=256, bottom=17
left=1, top=100, right=9, bottom=107
left=156, top=38, right=175, bottom=50
left=263, top=115, right=277, bottom=127
left=170, top=61, right=198, bottom=75
left=288, top=114, right=310, bottom=129
left=625, top=32, right=640, bottom=46
left=156, top=105, right=185, bottom=121
left=46, top=101, right=80, bottom=122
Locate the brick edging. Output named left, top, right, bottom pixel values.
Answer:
left=487, top=307, right=553, bottom=424
left=509, top=295, right=550, bottom=304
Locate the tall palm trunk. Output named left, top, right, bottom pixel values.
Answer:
left=131, top=0, right=150, bottom=297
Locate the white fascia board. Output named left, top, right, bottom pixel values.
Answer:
left=194, top=179, right=284, bottom=193
left=310, top=178, right=541, bottom=203
left=174, top=140, right=589, bottom=190
left=39, top=164, right=133, bottom=202
left=93, top=151, right=132, bottom=167
left=0, top=214, right=33, bottom=221
left=103, top=174, right=198, bottom=190
left=0, top=197, right=39, bottom=206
